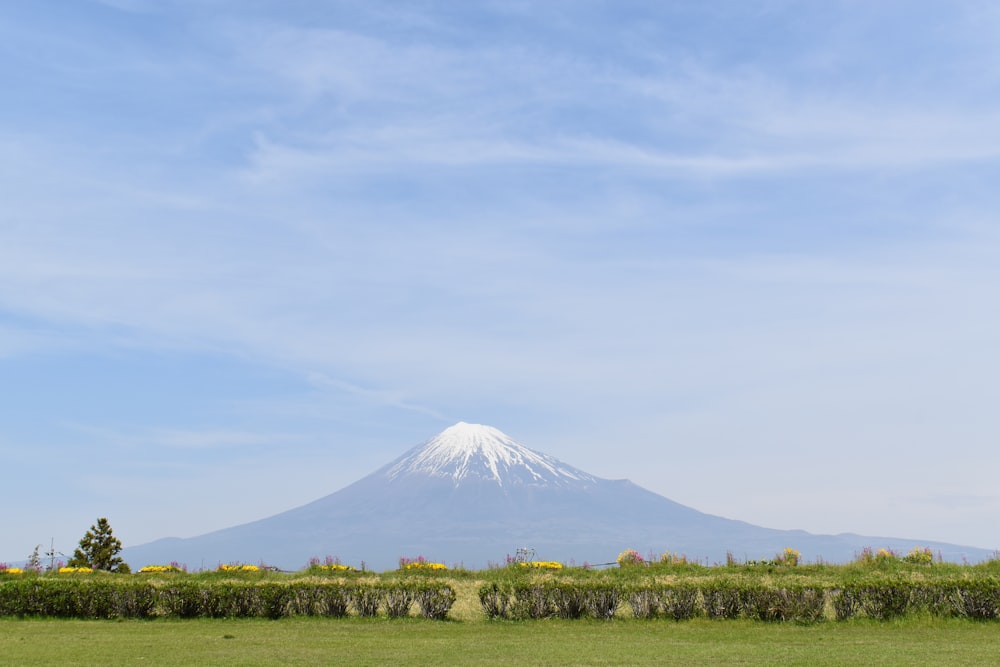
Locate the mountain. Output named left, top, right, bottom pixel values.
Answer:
left=121, top=422, right=994, bottom=571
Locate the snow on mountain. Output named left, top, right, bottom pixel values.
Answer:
left=383, top=422, right=597, bottom=488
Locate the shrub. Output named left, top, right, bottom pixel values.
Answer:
left=0, top=580, right=156, bottom=619
left=831, top=587, right=859, bottom=621
left=627, top=587, right=661, bottom=619
left=286, top=583, right=350, bottom=617
left=107, top=582, right=157, bottom=618
left=416, top=584, right=456, bottom=620
left=846, top=580, right=913, bottom=620
left=934, top=579, right=1000, bottom=620
left=585, top=584, right=621, bottom=620
left=159, top=582, right=205, bottom=618
left=349, top=584, right=382, bottom=617
left=256, top=583, right=295, bottom=619
left=661, top=584, right=700, bottom=621
left=383, top=586, right=415, bottom=618
left=0, top=580, right=71, bottom=617
left=903, top=547, right=935, bottom=565
left=548, top=583, right=588, bottom=619
left=203, top=583, right=256, bottom=617
left=511, top=583, right=554, bottom=620
left=479, top=582, right=513, bottom=619
left=626, top=585, right=699, bottom=620
left=741, top=585, right=826, bottom=623
left=701, top=581, right=743, bottom=620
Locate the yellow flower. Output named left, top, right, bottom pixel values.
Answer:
left=218, top=563, right=260, bottom=572
left=780, top=548, right=801, bottom=566
left=517, top=561, right=563, bottom=570
left=873, top=548, right=897, bottom=562
left=404, top=562, right=447, bottom=570
left=315, top=564, right=356, bottom=572
left=904, top=547, right=934, bottom=564
left=58, top=567, right=93, bottom=574
left=138, top=565, right=183, bottom=573
left=1, top=567, right=24, bottom=575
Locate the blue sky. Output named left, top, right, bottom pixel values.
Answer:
left=3, top=0, right=1000, bottom=565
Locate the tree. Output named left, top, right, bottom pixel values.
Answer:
left=67, top=517, right=130, bottom=573
left=25, top=545, right=43, bottom=573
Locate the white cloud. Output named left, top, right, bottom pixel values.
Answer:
left=91, top=0, right=155, bottom=12
left=4, top=0, right=1000, bottom=558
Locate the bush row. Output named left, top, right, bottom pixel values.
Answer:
left=479, top=581, right=623, bottom=620
left=833, top=578, right=1000, bottom=621
left=0, top=580, right=455, bottom=620
left=479, top=579, right=1000, bottom=622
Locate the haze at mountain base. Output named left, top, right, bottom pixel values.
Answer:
left=122, top=423, right=994, bottom=571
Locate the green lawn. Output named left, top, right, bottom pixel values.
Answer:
left=1, top=617, right=996, bottom=666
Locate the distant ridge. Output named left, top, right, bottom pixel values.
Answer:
left=122, top=423, right=995, bottom=571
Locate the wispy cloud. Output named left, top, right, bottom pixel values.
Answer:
left=3, top=1, right=1000, bottom=556
left=305, top=372, right=449, bottom=421
left=67, top=423, right=303, bottom=451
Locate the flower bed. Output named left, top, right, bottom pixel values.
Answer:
left=399, top=556, right=447, bottom=571
left=403, top=562, right=447, bottom=571
left=138, top=565, right=185, bottom=574
left=217, top=564, right=260, bottom=573
left=311, top=564, right=357, bottom=572
left=517, top=561, right=563, bottom=570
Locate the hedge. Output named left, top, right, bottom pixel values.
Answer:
left=0, top=580, right=455, bottom=620
left=478, top=579, right=1000, bottom=622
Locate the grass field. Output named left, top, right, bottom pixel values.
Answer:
left=1, top=617, right=997, bottom=666
left=4, top=560, right=1000, bottom=665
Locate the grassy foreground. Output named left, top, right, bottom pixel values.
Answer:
left=1, top=617, right=997, bottom=666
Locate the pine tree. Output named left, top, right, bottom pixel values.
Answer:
left=67, top=517, right=130, bottom=573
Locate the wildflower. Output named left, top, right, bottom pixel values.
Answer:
left=659, top=551, right=688, bottom=565
left=778, top=548, right=801, bottom=567
left=903, top=547, right=934, bottom=565
left=313, top=564, right=357, bottom=572
left=516, top=561, right=563, bottom=570
left=399, top=555, right=447, bottom=571
left=217, top=563, right=260, bottom=573
left=403, top=562, right=448, bottom=570
left=138, top=564, right=184, bottom=573
left=616, top=549, right=645, bottom=567
left=875, top=548, right=897, bottom=562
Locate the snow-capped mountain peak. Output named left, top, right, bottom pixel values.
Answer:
left=384, top=422, right=597, bottom=488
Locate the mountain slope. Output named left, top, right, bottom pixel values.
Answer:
left=122, top=423, right=994, bottom=571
